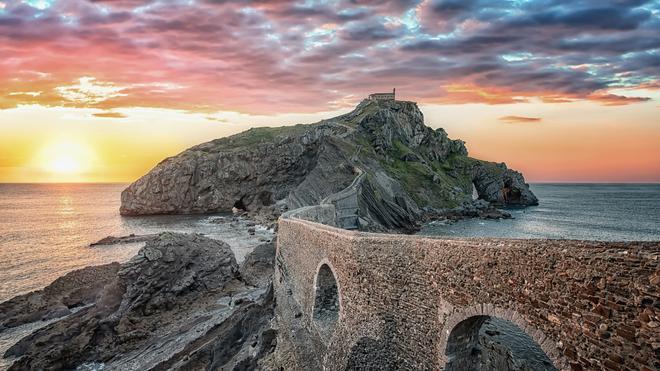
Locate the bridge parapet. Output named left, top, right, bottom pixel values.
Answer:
left=275, top=215, right=659, bottom=370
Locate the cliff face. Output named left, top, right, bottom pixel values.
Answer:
left=121, top=100, right=537, bottom=231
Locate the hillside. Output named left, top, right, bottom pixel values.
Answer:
left=120, top=99, right=537, bottom=232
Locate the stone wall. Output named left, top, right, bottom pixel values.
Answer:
left=281, top=204, right=337, bottom=227
left=274, top=217, right=659, bottom=370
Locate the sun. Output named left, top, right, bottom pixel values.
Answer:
left=34, top=138, right=97, bottom=180
left=49, top=155, right=81, bottom=174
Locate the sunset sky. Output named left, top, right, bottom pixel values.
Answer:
left=1, top=0, right=658, bottom=183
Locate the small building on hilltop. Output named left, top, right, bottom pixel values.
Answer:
left=368, top=88, right=395, bottom=101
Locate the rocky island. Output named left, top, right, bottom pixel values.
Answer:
left=120, top=99, right=537, bottom=232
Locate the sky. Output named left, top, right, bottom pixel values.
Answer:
left=0, top=0, right=658, bottom=183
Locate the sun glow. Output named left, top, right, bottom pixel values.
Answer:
left=49, top=155, right=81, bottom=174
left=33, top=138, right=97, bottom=180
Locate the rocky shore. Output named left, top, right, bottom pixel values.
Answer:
left=1, top=232, right=276, bottom=371
left=0, top=264, right=120, bottom=333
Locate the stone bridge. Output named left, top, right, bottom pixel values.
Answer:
left=274, top=212, right=659, bottom=370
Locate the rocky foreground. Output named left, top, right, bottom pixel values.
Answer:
left=120, top=99, right=537, bottom=233
left=1, top=233, right=276, bottom=371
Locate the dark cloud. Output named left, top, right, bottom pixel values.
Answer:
left=403, top=35, right=522, bottom=54
left=556, top=34, right=660, bottom=54
left=429, top=0, right=478, bottom=18
left=510, top=6, right=651, bottom=30
left=340, top=18, right=406, bottom=41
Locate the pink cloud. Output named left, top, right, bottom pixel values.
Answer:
left=0, top=0, right=655, bottom=114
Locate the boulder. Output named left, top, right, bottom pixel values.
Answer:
left=239, top=240, right=275, bottom=288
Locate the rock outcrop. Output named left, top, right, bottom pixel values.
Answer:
left=4, top=233, right=276, bottom=371
left=121, top=100, right=537, bottom=232
left=89, top=233, right=158, bottom=246
left=471, top=162, right=538, bottom=206
left=240, top=240, right=276, bottom=288
left=0, top=263, right=120, bottom=331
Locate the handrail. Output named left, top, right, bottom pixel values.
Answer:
left=321, top=168, right=365, bottom=206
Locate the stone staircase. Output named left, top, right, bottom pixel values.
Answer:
left=321, top=170, right=365, bottom=230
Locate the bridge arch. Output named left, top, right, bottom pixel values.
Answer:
left=438, top=305, right=567, bottom=370
left=275, top=217, right=658, bottom=370
left=312, top=259, right=342, bottom=335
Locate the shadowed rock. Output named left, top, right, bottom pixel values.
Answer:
left=239, top=240, right=275, bottom=288
left=0, top=263, right=120, bottom=331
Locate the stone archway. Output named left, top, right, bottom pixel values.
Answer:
left=312, top=260, right=341, bottom=334
left=439, top=305, right=566, bottom=370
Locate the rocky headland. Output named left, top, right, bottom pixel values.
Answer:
left=120, top=99, right=537, bottom=232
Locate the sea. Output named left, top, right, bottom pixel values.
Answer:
left=420, top=183, right=660, bottom=241
left=0, top=183, right=274, bottom=304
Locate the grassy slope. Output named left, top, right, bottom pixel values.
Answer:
left=192, top=124, right=317, bottom=154
left=380, top=142, right=473, bottom=208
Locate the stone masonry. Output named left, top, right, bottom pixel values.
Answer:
left=274, top=216, right=660, bottom=370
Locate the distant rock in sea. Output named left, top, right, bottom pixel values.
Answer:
left=89, top=233, right=158, bottom=246
left=120, top=99, right=537, bottom=233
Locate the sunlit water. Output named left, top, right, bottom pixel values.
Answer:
left=0, top=183, right=272, bottom=303
left=420, top=184, right=660, bottom=241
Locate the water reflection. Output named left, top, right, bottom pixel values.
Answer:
left=57, top=195, right=75, bottom=215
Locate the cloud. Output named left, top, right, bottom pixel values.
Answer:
left=587, top=93, right=651, bottom=106
left=0, top=0, right=656, bottom=113
left=499, top=115, right=542, bottom=123
left=205, top=116, right=227, bottom=123
left=508, top=5, right=652, bottom=31
left=9, top=91, right=41, bottom=97
left=340, top=18, right=406, bottom=41
left=92, top=111, right=127, bottom=118
left=55, top=77, right=127, bottom=106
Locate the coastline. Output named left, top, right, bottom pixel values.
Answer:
left=0, top=212, right=275, bottom=371
left=1, top=188, right=658, bottom=369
